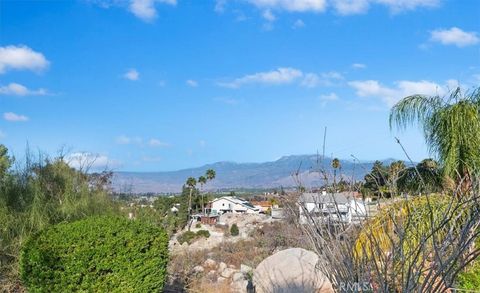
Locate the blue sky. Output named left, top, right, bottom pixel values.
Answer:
left=0, top=0, right=479, bottom=171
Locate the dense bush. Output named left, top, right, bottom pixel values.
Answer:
left=230, top=223, right=239, bottom=236
left=0, top=146, right=118, bottom=290
left=20, top=216, right=169, bottom=292
left=177, top=230, right=210, bottom=245
left=196, top=229, right=210, bottom=238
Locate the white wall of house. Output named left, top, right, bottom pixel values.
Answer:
left=211, top=197, right=259, bottom=214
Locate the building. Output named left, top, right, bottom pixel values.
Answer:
left=250, top=200, right=274, bottom=213
left=208, top=196, right=260, bottom=214
left=298, top=191, right=367, bottom=223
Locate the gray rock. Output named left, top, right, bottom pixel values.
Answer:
left=253, top=248, right=333, bottom=293
left=217, top=276, right=227, bottom=283
left=193, top=265, right=204, bottom=273
left=220, top=267, right=237, bottom=278
left=231, top=279, right=249, bottom=293
left=218, top=261, right=227, bottom=273
left=204, top=258, right=217, bottom=267
left=232, top=272, right=245, bottom=282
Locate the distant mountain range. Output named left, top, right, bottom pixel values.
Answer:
left=112, top=155, right=402, bottom=193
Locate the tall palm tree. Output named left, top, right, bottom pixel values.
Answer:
left=198, top=175, right=207, bottom=215
left=206, top=169, right=216, bottom=181
left=390, top=87, right=480, bottom=189
left=186, top=177, right=197, bottom=228
left=331, top=158, right=341, bottom=187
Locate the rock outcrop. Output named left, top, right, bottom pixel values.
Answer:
left=253, top=248, right=333, bottom=293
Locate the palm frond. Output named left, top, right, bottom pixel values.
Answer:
left=389, top=95, right=442, bottom=132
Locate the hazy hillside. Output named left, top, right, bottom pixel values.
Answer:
left=112, top=155, right=404, bottom=193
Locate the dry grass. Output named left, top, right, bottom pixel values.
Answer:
left=166, top=220, right=310, bottom=292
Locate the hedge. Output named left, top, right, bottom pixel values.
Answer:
left=20, top=216, right=169, bottom=292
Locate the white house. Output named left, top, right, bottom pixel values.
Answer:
left=209, top=196, right=260, bottom=214
left=298, top=192, right=367, bottom=223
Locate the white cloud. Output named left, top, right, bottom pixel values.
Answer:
left=149, top=138, right=170, bottom=147
left=66, top=152, right=120, bottom=170
left=219, top=67, right=303, bottom=88
left=123, top=68, right=139, bottom=80
left=186, top=79, right=198, bottom=87
left=262, top=9, right=276, bottom=21
left=215, top=0, right=227, bottom=13
left=128, top=0, right=176, bottom=22
left=241, top=0, right=438, bottom=15
left=352, top=63, right=367, bottom=69
left=375, top=0, right=439, bottom=13
left=4, top=112, right=29, bottom=122
left=115, top=135, right=142, bottom=145
left=332, top=0, right=369, bottom=15
left=292, top=19, right=305, bottom=29
left=349, top=79, right=446, bottom=107
left=0, top=45, right=49, bottom=74
left=246, top=0, right=327, bottom=12
left=0, top=83, right=48, bottom=96
left=430, top=27, right=479, bottom=47
left=220, top=68, right=343, bottom=88
left=319, top=92, right=339, bottom=101
left=301, top=71, right=344, bottom=87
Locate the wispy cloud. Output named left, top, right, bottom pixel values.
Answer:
left=301, top=71, right=344, bottom=88
left=149, top=138, right=170, bottom=147
left=66, top=152, right=121, bottom=170
left=186, top=79, right=198, bottom=87
left=0, top=130, right=5, bottom=139
left=219, top=67, right=303, bottom=88
left=116, top=135, right=143, bottom=145
left=116, top=135, right=170, bottom=148
left=0, top=83, right=48, bottom=96
left=219, top=67, right=344, bottom=88
left=128, top=0, right=177, bottom=22
left=292, top=19, right=305, bottom=29
left=246, top=0, right=327, bottom=12
left=0, top=45, right=49, bottom=74
left=123, top=68, right=139, bottom=81
left=4, top=112, right=29, bottom=122
left=229, top=0, right=439, bottom=17
left=349, top=79, right=448, bottom=107
left=352, top=63, right=367, bottom=69
left=430, top=27, right=479, bottom=47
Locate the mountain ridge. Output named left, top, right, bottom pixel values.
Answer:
left=112, top=155, right=405, bottom=193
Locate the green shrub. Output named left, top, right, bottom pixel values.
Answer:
left=230, top=223, right=239, bottom=236
left=20, top=216, right=169, bottom=292
left=178, top=231, right=197, bottom=245
left=195, top=223, right=202, bottom=228
left=177, top=230, right=210, bottom=245
left=196, top=229, right=210, bottom=238
left=457, top=262, right=480, bottom=290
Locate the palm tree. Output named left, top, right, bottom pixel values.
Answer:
left=186, top=177, right=197, bottom=228
left=331, top=158, right=341, bottom=187
left=206, top=169, right=216, bottom=181
left=198, top=175, right=207, bottom=215
left=390, top=87, right=480, bottom=191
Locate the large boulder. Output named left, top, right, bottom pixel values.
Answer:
left=253, top=248, right=333, bottom=293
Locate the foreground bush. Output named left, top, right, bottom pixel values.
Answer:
left=177, top=229, right=210, bottom=244
left=20, top=216, right=169, bottom=292
left=230, top=223, right=239, bottom=236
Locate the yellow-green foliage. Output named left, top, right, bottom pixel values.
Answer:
left=20, top=216, right=169, bottom=292
left=355, top=195, right=453, bottom=261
